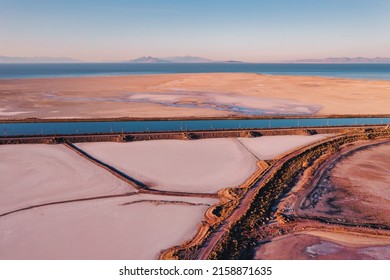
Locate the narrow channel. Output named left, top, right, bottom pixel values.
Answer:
left=1, top=117, right=390, bottom=137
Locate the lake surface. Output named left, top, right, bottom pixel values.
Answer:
left=1, top=118, right=389, bottom=137
left=1, top=63, right=390, bottom=80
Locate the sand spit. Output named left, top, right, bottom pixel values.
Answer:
left=1, top=73, right=390, bottom=119
left=0, top=144, right=133, bottom=214
left=76, top=139, right=258, bottom=193
left=0, top=194, right=211, bottom=259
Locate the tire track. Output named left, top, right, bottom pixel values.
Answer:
left=0, top=192, right=136, bottom=218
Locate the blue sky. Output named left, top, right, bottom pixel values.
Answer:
left=1, top=0, right=389, bottom=61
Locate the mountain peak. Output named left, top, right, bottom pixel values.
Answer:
left=127, top=56, right=171, bottom=63
left=290, top=57, right=390, bottom=63
left=163, top=56, right=213, bottom=63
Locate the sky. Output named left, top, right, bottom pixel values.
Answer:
left=1, top=0, right=390, bottom=62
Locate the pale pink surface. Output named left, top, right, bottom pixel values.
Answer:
left=0, top=109, right=31, bottom=116
left=238, top=134, right=331, bottom=160
left=0, top=194, right=212, bottom=259
left=0, top=144, right=134, bottom=214
left=76, top=139, right=258, bottom=193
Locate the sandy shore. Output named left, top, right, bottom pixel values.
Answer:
left=1, top=73, right=390, bottom=119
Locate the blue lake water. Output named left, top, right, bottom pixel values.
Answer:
left=1, top=118, right=389, bottom=137
left=1, top=63, right=390, bottom=80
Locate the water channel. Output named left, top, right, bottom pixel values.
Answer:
left=1, top=117, right=390, bottom=137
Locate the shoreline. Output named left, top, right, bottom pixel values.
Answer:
left=1, top=64, right=390, bottom=81
left=1, top=72, right=388, bottom=82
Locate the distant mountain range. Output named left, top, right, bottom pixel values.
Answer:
left=290, top=57, right=390, bottom=63
left=0, top=54, right=242, bottom=64
left=128, top=56, right=390, bottom=64
left=0, top=55, right=82, bottom=63
left=3, top=54, right=389, bottom=64
left=126, top=56, right=214, bottom=63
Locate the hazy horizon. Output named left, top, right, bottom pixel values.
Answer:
left=3, top=54, right=390, bottom=64
left=1, top=0, right=390, bottom=62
